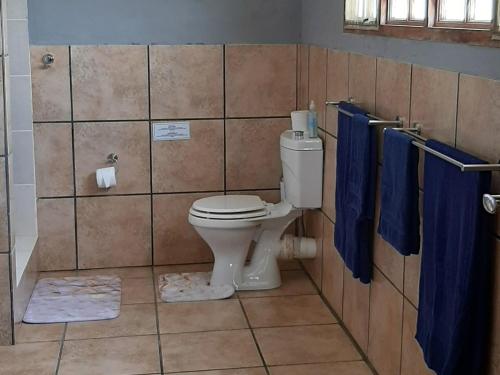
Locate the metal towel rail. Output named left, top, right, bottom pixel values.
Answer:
left=389, top=127, right=500, bottom=214
left=325, top=100, right=404, bottom=126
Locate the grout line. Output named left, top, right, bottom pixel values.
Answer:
left=454, top=73, right=460, bottom=148
left=237, top=297, right=271, bottom=375
left=223, top=44, right=227, bottom=194
left=68, top=45, right=79, bottom=270
left=147, top=45, right=155, bottom=267
left=54, top=323, right=68, bottom=375
left=32, top=115, right=293, bottom=125
left=151, top=266, right=165, bottom=375
left=36, top=188, right=281, bottom=200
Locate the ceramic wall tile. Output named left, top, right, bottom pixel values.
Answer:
left=152, top=120, right=224, bottom=193
left=71, top=46, right=149, bottom=121
left=74, top=122, right=150, bottom=195
left=368, top=269, right=404, bottom=375
left=308, top=46, right=327, bottom=129
left=30, top=46, right=71, bottom=122
left=348, top=53, right=376, bottom=113
left=325, top=49, right=348, bottom=136
left=77, top=195, right=151, bottom=268
left=36, top=198, right=76, bottom=271
left=150, top=45, right=223, bottom=119
left=303, top=209, right=323, bottom=289
left=153, top=193, right=214, bottom=265
left=410, top=66, right=458, bottom=145
left=34, top=123, right=74, bottom=197
left=0, top=253, right=12, bottom=345
left=321, top=218, right=344, bottom=317
left=342, top=272, right=370, bottom=351
left=297, top=44, right=309, bottom=110
left=225, top=44, right=296, bottom=117
left=226, top=118, right=290, bottom=190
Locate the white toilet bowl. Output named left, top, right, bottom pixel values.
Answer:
left=188, top=195, right=303, bottom=290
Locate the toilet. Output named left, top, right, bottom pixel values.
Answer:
left=188, top=127, right=323, bottom=291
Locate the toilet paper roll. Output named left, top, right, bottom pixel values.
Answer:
left=96, top=167, right=117, bottom=189
left=291, top=110, right=309, bottom=132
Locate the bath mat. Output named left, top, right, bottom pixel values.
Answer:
left=159, top=272, right=235, bottom=302
left=24, top=276, right=121, bottom=324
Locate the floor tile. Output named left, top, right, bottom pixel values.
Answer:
left=269, top=361, right=373, bottom=374
left=39, top=270, right=79, bottom=278
left=153, top=263, right=213, bottom=276
left=15, top=322, right=65, bottom=343
left=158, top=299, right=247, bottom=333
left=169, top=369, right=267, bottom=375
left=78, top=266, right=153, bottom=279
left=241, top=295, right=336, bottom=328
left=65, top=304, right=157, bottom=340
left=122, top=277, right=155, bottom=304
left=161, top=329, right=262, bottom=373
left=238, top=270, right=317, bottom=298
left=0, top=341, right=60, bottom=374
left=254, top=324, right=361, bottom=366
left=59, top=335, right=160, bottom=375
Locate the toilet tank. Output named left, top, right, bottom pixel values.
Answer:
left=280, top=130, right=323, bottom=208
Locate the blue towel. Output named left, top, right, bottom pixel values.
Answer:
left=416, top=140, right=492, bottom=375
left=377, top=129, right=420, bottom=255
left=334, top=102, right=376, bottom=284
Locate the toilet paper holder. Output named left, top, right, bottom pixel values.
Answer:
left=107, top=153, right=119, bottom=164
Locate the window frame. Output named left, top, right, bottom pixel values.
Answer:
left=385, top=0, right=428, bottom=26
left=344, top=0, right=381, bottom=30
left=344, top=0, right=500, bottom=47
left=433, top=0, right=495, bottom=30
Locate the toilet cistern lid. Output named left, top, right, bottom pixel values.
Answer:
left=192, top=195, right=265, bottom=214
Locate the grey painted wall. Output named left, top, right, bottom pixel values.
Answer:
left=28, top=0, right=500, bottom=79
left=301, top=0, right=500, bottom=80
left=28, top=0, right=301, bottom=45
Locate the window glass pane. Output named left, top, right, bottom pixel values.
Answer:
left=439, top=0, right=467, bottom=21
left=410, top=0, right=427, bottom=20
left=345, top=0, right=378, bottom=23
left=389, top=0, right=409, bottom=20
left=468, top=0, right=493, bottom=22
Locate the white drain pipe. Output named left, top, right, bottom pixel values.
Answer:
left=279, top=234, right=317, bottom=260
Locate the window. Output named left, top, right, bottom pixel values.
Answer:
left=345, top=0, right=379, bottom=26
left=344, top=0, right=500, bottom=47
left=388, top=0, right=427, bottom=23
left=436, top=0, right=495, bottom=28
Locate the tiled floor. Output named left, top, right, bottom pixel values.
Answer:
left=1, top=262, right=374, bottom=375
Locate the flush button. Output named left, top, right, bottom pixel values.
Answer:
left=293, top=131, right=304, bottom=140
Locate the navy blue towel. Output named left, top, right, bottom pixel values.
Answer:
left=334, top=102, right=377, bottom=284
left=416, top=140, right=492, bottom=375
left=377, top=128, right=420, bottom=255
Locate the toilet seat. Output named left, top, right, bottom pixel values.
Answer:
left=190, top=195, right=270, bottom=220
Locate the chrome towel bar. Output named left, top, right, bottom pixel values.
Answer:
left=325, top=100, right=404, bottom=127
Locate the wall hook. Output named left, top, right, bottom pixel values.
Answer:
left=42, top=53, right=55, bottom=67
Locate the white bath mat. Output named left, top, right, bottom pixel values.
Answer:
left=24, top=276, right=121, bottom=324
left=159, top=272, right=235, bottom=302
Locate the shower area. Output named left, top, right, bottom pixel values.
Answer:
left=0, top=0, right=39, bottom=344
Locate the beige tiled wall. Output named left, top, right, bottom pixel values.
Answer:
left=300, top=45, right=500, bottom=375
left=31, top=44, right=297, bottom=271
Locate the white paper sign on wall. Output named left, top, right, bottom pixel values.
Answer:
left=153, top=121, right=191, bottom=141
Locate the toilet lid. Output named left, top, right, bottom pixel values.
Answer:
left=190, top=195, right=268, bottom=220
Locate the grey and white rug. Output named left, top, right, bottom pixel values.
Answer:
left=159, top=272, right=235, bottom=302
left=24, top=276, right=121, bottom=324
